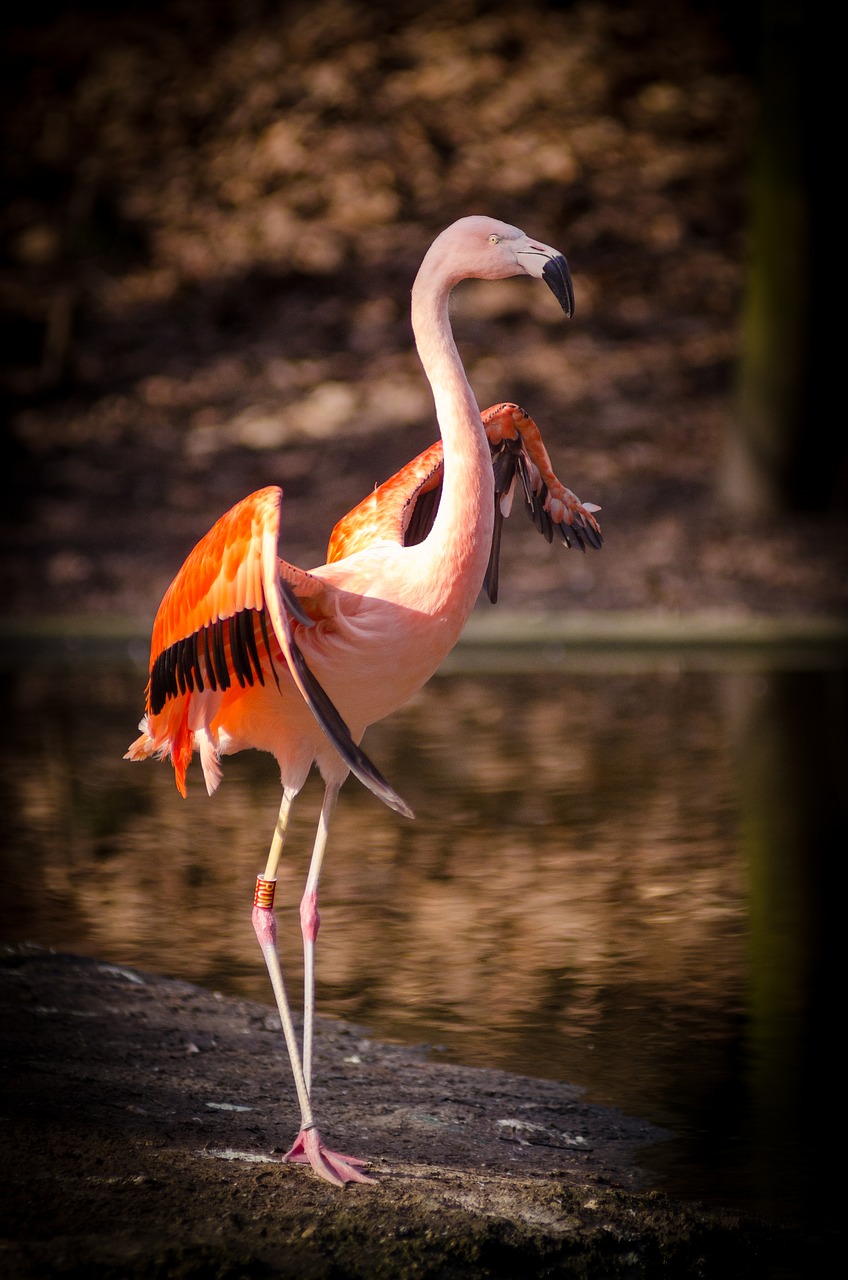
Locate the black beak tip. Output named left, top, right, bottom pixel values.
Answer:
left=542, top=254, right=575, bottom=318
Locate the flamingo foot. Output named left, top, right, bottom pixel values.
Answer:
left=281, top=1126, right=374, bottom=1186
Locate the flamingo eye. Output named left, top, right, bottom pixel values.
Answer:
left=489, top=234, right=500, bottom=244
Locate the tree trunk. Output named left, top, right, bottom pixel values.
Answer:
left=722, top=1, right=839, bottom=517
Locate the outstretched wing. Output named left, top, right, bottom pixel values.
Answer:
left=127, top=485, right=411, bottom=816
left=326, top=404, right=602, bottom=602
left=145, top=486, right=284, bottom=720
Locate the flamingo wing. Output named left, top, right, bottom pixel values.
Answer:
left=128, top=485, right=409, bottom=814
left=327, top=404, right=602, bottom=603
left=482, top=403, right=603, bottom=603
left=326, top=442, right=445, bottom=563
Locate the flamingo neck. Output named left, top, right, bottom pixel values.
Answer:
left=410, top=264, right=494, bottom=614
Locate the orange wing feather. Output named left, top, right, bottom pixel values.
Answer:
left=149, top=485, right=280, bottom=669
left=326, top=442, right=445, bottom=563
left=128, top=487, right=292, bottom=794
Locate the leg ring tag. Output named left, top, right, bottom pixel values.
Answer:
left=254, top=876, right=277, bottom=910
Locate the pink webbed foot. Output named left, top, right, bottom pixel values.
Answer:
left=282, top=1126, right=374, bottom=1186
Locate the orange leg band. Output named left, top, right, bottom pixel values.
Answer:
left=254, top=875, right=277, bottom=910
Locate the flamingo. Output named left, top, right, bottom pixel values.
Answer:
left=126, top=216, right=602, bottom=1186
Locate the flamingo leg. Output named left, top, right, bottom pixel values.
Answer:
left=300, top=783, right=337, bottom=1093
left=252, top=789, right=312, bottom=1119
left=252, top=783, right=373, bottom=1186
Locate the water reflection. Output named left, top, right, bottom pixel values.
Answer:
left=1, top=645, right=843, bottom=1230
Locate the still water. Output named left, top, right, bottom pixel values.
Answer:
left=1, top=636, right=842, bottom=1232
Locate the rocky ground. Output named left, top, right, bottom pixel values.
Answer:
left=0, top=946, right=832, bottom=1279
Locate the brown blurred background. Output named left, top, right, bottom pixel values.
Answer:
left=1, top=0, right=843, bottom=625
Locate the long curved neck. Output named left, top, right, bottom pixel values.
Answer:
left=410, top=257, right=494, bottom=616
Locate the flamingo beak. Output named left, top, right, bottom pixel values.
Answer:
left=541, top=253, right=575, bottom=318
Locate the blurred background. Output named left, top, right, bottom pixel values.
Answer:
left=1, top=0, right=844, bottom=1238
left=1, top=0, right=843, bottom=617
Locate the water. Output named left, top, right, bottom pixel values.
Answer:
left=1, top=636, right=843, bottom=1232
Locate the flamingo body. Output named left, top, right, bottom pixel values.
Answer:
left=127, top=216, right=602, bottom=1185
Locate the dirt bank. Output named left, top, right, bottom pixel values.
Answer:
left=0, top=946, right=830, bottom=1279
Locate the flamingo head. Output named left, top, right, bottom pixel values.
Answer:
left=424, top=215, right=575, bottom=318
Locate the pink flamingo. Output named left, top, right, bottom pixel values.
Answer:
left=126, top=216, right=602, bottom=1185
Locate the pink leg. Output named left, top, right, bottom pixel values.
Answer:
left=253, top=785, right=373, bottom=1187
left=300, top=883, right=321, bottom=1092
